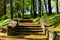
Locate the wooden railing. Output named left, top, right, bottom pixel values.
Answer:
left=40, top=18, right=60, bottom=40
left=40, top=18, right=45, bottom=33
left=45, top=27, right=60, bottom=40
left=7, top=20, right=17, bottom=36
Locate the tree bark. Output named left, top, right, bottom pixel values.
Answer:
left=34, top=1, right=37, bottom=18
left=22, top=0, right=24, bottom=19
left=32, top=0, right=37, bottom=18
left=4, top=0, right=6, bottom=15
left=34, top=8, right=36, bottom=18
left=17, top=4, right=19, bottom=18
left=31, top=0, right=33, bottom=18
left=56, top=0, right=58, bottom=13
left=44, top=0, right=47, bottom=13
left=38, top=0, right=41, bottom=17
left=48, top=0, right=52, bottom=15
left=32, top=0, right=35, bottom=18
left=10, top=0, right=13, bottom=19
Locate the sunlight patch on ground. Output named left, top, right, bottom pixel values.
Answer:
left=24, top=35, right=47, bottom=39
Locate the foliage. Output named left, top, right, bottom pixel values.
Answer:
left=33, top=17, right=40, bottom=24
left=0, top=19, right=11, bottom=27
left=48, top=13, right=60, bottom=28
left=41, top=14, right=48, bottom=19
left=0, top=15, right=11, bottom=27
left=24, top=15, right=31, bottom=19
left=0, top=0, right=60, bottom=28
left=2, top=15, right=10, bottom=20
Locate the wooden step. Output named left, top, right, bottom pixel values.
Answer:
left=0, top=32, right=7, bottom=37
left=15, top=28, right=43, bottom=32
left=24, top=35, right=47, bottom=40
left=15, top=32, right=45, bottom=35
left=0, top=32, right=47, bottom=40
left=18, top=23, right=40, bottom=27
left=15, top=27, right=42, bottom=30
left=20, top=19, right=33, bottom=23
left=0, top=34, right=47, bottom=40
left=15, top=29, right=43, bottom=32
left=19, top=25, right=41, bottom=27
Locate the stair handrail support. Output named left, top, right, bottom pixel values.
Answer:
left=40, top=18, right=45, bottom=33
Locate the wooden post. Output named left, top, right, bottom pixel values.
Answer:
left=49, top=30, right=54, bottom=40
left=45, top=29, right=49, bottom=40
left=40, top=18, right=45, bottom=33
left=48, top=29, right=56, bottom=40
left=7, top=26, right=15, bottom=36
left=7, top=20, right=17, bottom=36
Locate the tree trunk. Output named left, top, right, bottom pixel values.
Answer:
left=32, top=0, right=35, bottom=18
left=32, top=0, right=37, bottom=18
left=10, top=0, right=13, bottom=19
left=17, top=4, right=18, bottom=16
left=44, top=0, right=47, bottom=13
left=34, top=8, right=36, bottom=18
left=56, top=0, right=58, bottom=13
left=48, top=0, right=52, bottom=15
left=17, top=4, right=21, bottom=18
left=31, top=0, right=33, bottom=18
left=17, top=4, right=19, bottom=18
left=22, top=0, right=24, bottom=19
left=34, top=1, right=37, bottom=18
left=38, top=0, right=41, bottom=17
left=4, top=0, right=6, bottom=15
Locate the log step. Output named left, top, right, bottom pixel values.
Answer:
left=15, top=27, right=42, bottom=30
left=18, top=23, right=41, bottom=27
left=15, top=32, right=45, bottom=35
left=15, top=29, right=43, bottom=32
left=20, top=19, right=33, bottom=23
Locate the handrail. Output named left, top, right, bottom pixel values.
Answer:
left=46, top=27, right=60, bottom=40
left=40, top=18, right=45, bottom=33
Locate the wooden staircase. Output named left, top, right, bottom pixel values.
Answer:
left=14, top=19, right=47, bottom=40
left=0, top=19, right=47, bottom=40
